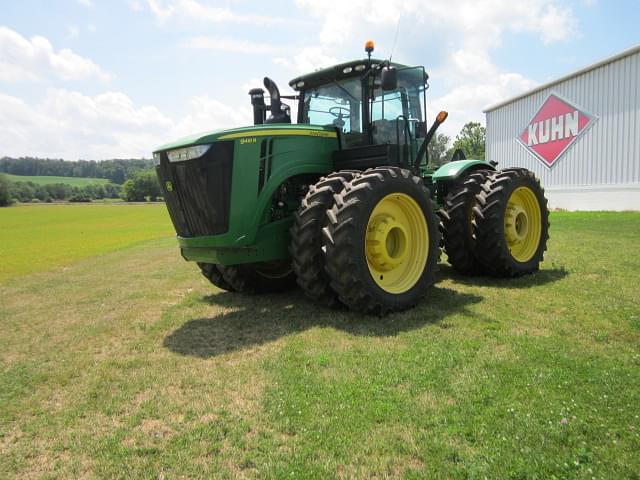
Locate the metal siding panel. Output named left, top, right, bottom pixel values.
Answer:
left=485, top=50, right=640, bottom=189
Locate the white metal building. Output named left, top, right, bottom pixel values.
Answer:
left=484, top=44, right=640, bottom=211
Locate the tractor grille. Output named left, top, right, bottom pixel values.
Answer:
left=156, top=141, right=234, bottom=237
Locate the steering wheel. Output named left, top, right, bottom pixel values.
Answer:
left=329, top=106, right=350, bottom=118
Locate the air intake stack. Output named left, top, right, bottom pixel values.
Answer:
left=249, top=88, right=266, bottom=125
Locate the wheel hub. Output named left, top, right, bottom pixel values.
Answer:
left=502, top=186, right=543, bottom=262
left=505, top=204, right=529, bottom=244
left=366, top=215, right=409, bottom=271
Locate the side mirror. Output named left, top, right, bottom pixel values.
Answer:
left=451, top=148, right=466, bottom=161
left=381, top=66, right=398, bottom=91
left=415, top=121, right=427, bottom=138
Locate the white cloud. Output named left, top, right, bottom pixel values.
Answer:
left=171, top=96, right=252, bottom=139
left=0, top=88, right=251, bottom=160
left=274, top=47, right=338, bottom=74
left=76, top=0, right=93, bottom=7
left=181, top=36, right=276, bottom=54
left=0, top=26, right=110, bottom=82
left=430, top=51, right=536, bottom=138
left=284, top=0, right=580, bottom=137
left=145, top=0, right=285, bottom=25
left=240, top=77, right=264, bottom=93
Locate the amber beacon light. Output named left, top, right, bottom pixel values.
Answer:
left=365, top=40, right=375, bottom=54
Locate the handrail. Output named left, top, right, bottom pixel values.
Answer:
left=395, top=115, right=411, bottom=167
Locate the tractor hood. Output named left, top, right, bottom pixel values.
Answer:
left=153, top=124, right=338, bottom=153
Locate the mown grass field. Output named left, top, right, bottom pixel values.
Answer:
left=0, top=208, right=638, bottom=479
left=0, top=204, right=173, bottom=283
left=3, top=173, right=110, bottom=187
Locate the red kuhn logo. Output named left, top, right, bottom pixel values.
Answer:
left=518, top=93, right=595, bottom=168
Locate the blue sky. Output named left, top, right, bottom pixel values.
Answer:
left=0, top=0, right=638, bottom=160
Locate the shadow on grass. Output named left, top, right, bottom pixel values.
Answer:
left=163, top=286, right=482, bottom=358
left=439, top=265, right=568, bottom=288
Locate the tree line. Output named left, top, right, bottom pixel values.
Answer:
left=2, top=179, right=123, bottom=204
left=0, top=157, right=154, bottom=185
left=0, top=156, right=164, bottom=206
left=0, top=170, right=164, bottom=206
left=427, top=121, right=486, bottom=167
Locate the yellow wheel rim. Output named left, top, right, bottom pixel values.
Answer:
left=504, top=187, right=542, bottom=262
left=365, top=193, right=428, bottom=294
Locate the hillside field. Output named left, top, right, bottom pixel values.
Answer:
left=2, top=173, right=111, bottom=187
left=0, top=206, right=638, bottom=479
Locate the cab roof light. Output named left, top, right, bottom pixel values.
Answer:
left=365, top=40, right=374, bottom=53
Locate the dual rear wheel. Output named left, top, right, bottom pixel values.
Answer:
left=440, top=168, right=549, bottom=277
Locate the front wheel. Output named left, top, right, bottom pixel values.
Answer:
left=218, top=261, right=296, bottom=294
left=323, top=167, right=440, bottom=315
left=197, top=262, right=236, bottom=291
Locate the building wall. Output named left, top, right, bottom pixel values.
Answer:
left=485, top=48, right=640, bottom=211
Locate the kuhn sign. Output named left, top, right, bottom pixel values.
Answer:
left=517, top=93, right=595, bottom=168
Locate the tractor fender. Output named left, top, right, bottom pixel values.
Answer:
left=249, top=161, right=331, bottom=232
left=432, top=159, right=495, bottom=182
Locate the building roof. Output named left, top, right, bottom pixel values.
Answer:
left=484, top=43, right=640, bottom=113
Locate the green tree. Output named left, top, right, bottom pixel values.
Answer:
left=0, top=173, right=12, bottom=206
left=452, top=121, right=486, bottom=160
left=122, top=170, right=161, bottom=202
left=427, top=133, right=451, bottom=167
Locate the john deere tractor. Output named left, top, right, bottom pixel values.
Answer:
left=153, top=41, right=549, bottom=315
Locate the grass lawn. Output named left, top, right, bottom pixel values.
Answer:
left=3, top=173, right=111, bottom=187
left=0, top=210, right=638, bottom=479
left=0, top=203, right=173, bottom=283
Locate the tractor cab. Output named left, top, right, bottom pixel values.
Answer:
left=293, top=60, right=426, bottom=140
left=249, top=42, right=433, bottom=173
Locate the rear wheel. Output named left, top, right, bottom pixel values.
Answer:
left=290, top=171, right=358, bottom=307
left=323, top=167, right=440, bottom=315
left=473, top=168, right=549, bottom=277
left=440, top=170, right=491, bottom=275
left=197, top=262, right=235, bottom=291
left=218, top=260, right=296, bottom=294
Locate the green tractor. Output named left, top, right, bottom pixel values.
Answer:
left=153, top=41, right=549, bottom=315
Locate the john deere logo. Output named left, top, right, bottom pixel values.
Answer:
left=165, top=181, right=173, bottom=192
left=517, top=93, right=596, bottom=168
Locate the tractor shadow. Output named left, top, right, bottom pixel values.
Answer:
left=438, top=264, right=569, bottom=288
left=163, top=286, right=482, bottom=359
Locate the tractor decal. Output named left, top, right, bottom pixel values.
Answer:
left=517, top=93, right=596, bottom=168
left=219, top=129, right=337, bottom=140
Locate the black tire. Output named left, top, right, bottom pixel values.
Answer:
left=323, top=167, right=440, bottom=315
left=290, top=171, right=358, bottom=307
left=197, top=262, right=236, bottom=291
left=218, top=261, right=296, bottom=294
left=473, top=168, right=550, bottom=277
left=440, top=170, right=491, bottom=275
